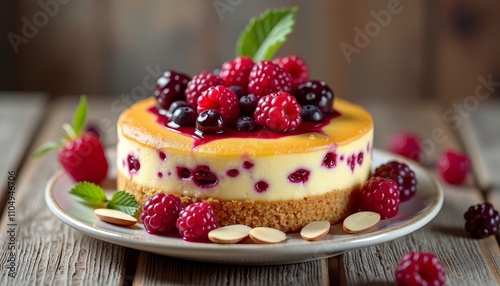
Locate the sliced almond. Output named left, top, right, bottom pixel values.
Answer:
left=343, top=211, right=381, bottom=234
left=249, top=227, right=287, bottom=244
left=208, top=225, right=252, bottom=244
left=300, top=220, right=331, bottom=241
left=94, top=208, right=137, bottom=226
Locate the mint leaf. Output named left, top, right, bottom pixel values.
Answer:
left=108, top=191, right=140, bottom=216
left=72, top=95, right=88, bottom=136
left=69, top=182, right=108, bottom=203
left=236, top=7, right=298, bottom=62
left=32, top=141, right=62, bottom=159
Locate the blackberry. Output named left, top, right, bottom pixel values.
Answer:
left=464, top=202, right=500, bottom=238
left=154, top=71, right=190, bottom=111
left=374, top=161, right=417, bottom=201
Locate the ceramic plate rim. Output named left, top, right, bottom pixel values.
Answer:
left=45, top=149, right=443, bottom=264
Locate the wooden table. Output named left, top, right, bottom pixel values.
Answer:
left=1, top=93, right=499, bottom=285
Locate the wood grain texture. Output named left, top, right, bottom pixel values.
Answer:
left=134, top=252, right=328, bottom=286
left=0, top=96, right=127, bottom=285
left=340, top=100, right=500, bottom=285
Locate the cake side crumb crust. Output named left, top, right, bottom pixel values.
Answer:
left=118, top=172, right=362, bottom=233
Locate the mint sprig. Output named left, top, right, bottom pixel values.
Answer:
left=69, top=182, right=140, bottom=216
left=236, top=7, right=298, bottom=62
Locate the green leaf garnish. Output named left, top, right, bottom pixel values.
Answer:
left=69, top=182, right=108, bottom=203
left=236, top=7, right=298, bottom=62
left=108, top=191, right=140, bottom=216
left=69, top=182, right=140, bottom=216
left=72, top=95, right=88, bottom=136
left=32, top=141, right=62, bottom=159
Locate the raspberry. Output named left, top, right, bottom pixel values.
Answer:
left=374, top=161, right=417, bottom=202
left=437, top=150, right=470, bottom=185
left=464, top=202, right=500, bottom=238
left=360, top=177, right=400, bottom=219
left=154, top=71, right=191, bottom=111
left=273, top=55, right=309, bottom=91
left=247, top=61, right=292, bottom=98
left=389, top=132, right=422, bottom=162
left=140, top=193, right=183, bottom=235
left=219, top=56, right=254, bottom=90
left=185, top=71, right=224, bottom=109
left=395, top=252, right=446, bottom=286
left=197, top=85, right=240, bottom=124
left=253, top=91, right=302, bottom=132
left=176, top=202, right=218, bottom=241
left=295, top=80, right=335, bottom=114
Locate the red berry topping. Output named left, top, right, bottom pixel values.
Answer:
left=374, top=161, right=417, bottom=202
left=437, top=150, right=470, bottom=185
left=58, top=133, right=108, bottom=183
left=219, top=56, right=254, bottom=90
left=360, top=177, right=400, bottom=219
left=154, top=71, right=191, bottom=111
left=395, top=252, right=446, bottom=286
left=464, top=202, right=500, bottom=238
left=197, top=85, right=240, bottom=124
left=389, top=132, right=422, bottom=162
left=295, top=80, right=334, bottom=114
left=140, top=193, right=183, bottom=235
left=247, top=61, right=292, bottom=98
left=176, top=202, right=218, bottom=241
left=253, top=91, right=302, bottom=132
left=185, top=71, right=224, bottom=109
left=273, top=55, right=309, bottom=91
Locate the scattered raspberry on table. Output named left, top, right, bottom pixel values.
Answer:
left=395, top=251, right=446, bottom=286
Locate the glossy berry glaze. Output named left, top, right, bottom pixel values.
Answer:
left=117, top=97, right=373, bottom=202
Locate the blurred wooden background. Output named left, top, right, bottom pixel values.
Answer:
left=1, top=0, right=499, bottom=106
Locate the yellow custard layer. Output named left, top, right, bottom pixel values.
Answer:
left=117, top=97, right=373, bottom=201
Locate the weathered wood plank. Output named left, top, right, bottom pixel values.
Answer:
left=0, top=96, right=127, bottom=285
left=0, top=93, right=47, bottom=199
left=339, top=99, right=500, bottom=285
left=134, top=252, right=328, bottom=286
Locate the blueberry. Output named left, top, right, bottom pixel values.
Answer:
left=239, top=94, right=258, bottom=116
left=171, top=107, right=197, bottom=126
left=295, top=80, right=334, bottom=114
left=235, top=116, right=256, bottom=132
left=228, top=85, right=246, bottom=98
left=196, top=109, right=224, bottom=134
left=300, top=105, right=323, bottom=122
left=168, top=100, right=190, bottom=115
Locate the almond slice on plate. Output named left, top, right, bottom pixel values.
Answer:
left=300, top=220, right=331, bottom=241
left=343, top=211, right=381, bottom=234
left=208, top=225, right=252, bottom=244
left=249, top=227, right=287, bottom=244
left=94, top=208, right=137, bottom=226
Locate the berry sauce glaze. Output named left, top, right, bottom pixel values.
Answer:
left=148, top=106, right=341, bottom=148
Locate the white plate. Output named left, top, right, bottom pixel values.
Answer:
left=45, top=149, right=443, bottom=265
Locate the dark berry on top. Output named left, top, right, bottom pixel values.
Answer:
left=464, top=202, right=500, bottom=239
left=247, top=61, right=292, bottom=98
left=300, top=105, right=323, bottom=122
left=197, top=85, right=240, bottom=124
left=185, top=71, right=224, bottom=109
left=295, top=80, right=334, bottom=114
left=228, top=85, right=246, bottom=98
left=168, top=100, right=190, bottom=115
left=171, top=107, right=197, bottom=126
left=196, top=109, right=224, bottom=134
left=219, top=56, right=254, bottom=91
left=374, top=161, right=417, bottom=201
left=235, top=116, right=256, bottom=132
left=239, top=93, right=258, bottom=116
left=154, top=70, right=191, bottom=111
